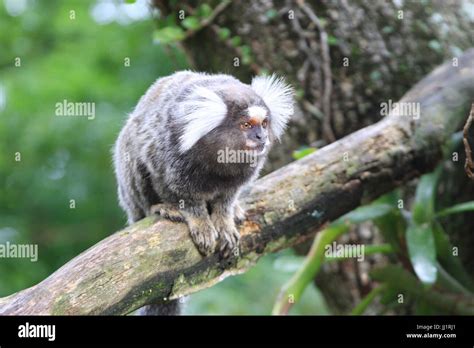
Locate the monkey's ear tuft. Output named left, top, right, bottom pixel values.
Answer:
left=178, top=86, right=228, bottom=153
left=251, top=74, right=294, bottom=139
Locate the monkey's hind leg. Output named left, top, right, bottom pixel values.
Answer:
left=149, top=203, right=185, bottom=223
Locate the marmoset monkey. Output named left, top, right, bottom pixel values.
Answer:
left=113, top=71, right=293, bottom=314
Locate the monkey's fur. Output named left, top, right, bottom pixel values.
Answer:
left=113, top=71, right=293, bottom=315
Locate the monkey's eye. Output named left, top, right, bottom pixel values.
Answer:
left=262, top=119, right=268, bottom=128
left=241, top=122, right=252, bottom=129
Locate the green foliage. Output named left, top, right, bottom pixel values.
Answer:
left=404, top=170, right=440, bottom=285
left=272, top=223, right=348, bottom=314
left=327, top=35, right=339, bottom=46
left=153, top=26, right=185, bottom=44
left=265, top=9, right=278, bottom=20
left=371, top=265, right=423, bottom=295
left=276, top=161, right=474, bottom=314
left=292, top=147, right=316, bottom=160
left=432, top=222, right=474, bottom=291
left=153, top=2, right=224, bottom=45
left=0, top=0, right=188, bottom=297
left=186, top=251, right=329, bottom=315
left=196, top=3, right=212, bottom=18
left=240, top=45, right=252, bottom=65
left=218, top=27, right=231, bottom=40
left=412, top=170, right=439, bottom=224
left=230, top=35, right=242, bottom=47
left=406, top=223, right=437, bottom=284
left=341, top=204, right=393, bottom=223
left=436, top=201, right=474, bottom=217
left=181, top=16, right=201, bottom=30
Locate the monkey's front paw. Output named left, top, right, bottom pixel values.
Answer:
left=234, top=203, right=246, bottom=224
left=150, top=203, right=184, bottom=223
left=212, top=216, right=240, bottom=258
left=188, top=221, right=219, bottom=256
left=220, top=226, right=240, bottom=259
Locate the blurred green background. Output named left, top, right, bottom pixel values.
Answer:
left=0, top=0, right=328, bottom=315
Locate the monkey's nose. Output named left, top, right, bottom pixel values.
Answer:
left=254, top=134, right=266, bottom=145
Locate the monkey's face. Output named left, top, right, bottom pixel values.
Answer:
left=213, top=102, right=273, bottom=156
left=195, top=101, right=273, bottom=169
left=237, top=105, right=271, bottom=154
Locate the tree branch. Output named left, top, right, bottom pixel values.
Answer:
left=463, top=103, right=474, bottom=179
left=1, top=50, right=474, bottom=315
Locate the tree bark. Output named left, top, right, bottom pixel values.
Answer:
left=0, top=50, right=472, bottom=315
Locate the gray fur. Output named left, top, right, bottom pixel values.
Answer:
left=113, top=71, right=293, bottom=315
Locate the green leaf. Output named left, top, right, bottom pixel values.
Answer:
left=371, top=265, right=421, bottom=294
left=218, top=27, right=231, bottom=40
left=415, top=298, right=438, bottom=315
left=242, top=55, right=252, bottom=65
left=292, top=147, right=316, bottom=160
left=341, top=204, right=393, bottom=224
left=372, top=265, right=474, bottom=315
left=374, top=191, right=405, bottom=247
left=351, top=284, right=386, bottom=315
left=240, top=45, right=251, bottom=56
left=428, top=40, right=442, bottom=52
left=294, top=88, right=305, bottom=100
left=436, top=201, right=474, bottom=217
left=378, top=283, right=403, bottom=306
left=197, top=3, right=212, bottom=18
left=230, top=36, right=241, bottom=47
left=412, top=170, right=440, bottom=224
left=432, top=222, right=474, bottom=291
left=153, top=26, right=185, bottom=44
left=435, top=261, right=472, bottom=295
left=240, top=45, right=252, bottom=65
left=125, top=0, right=136, bottom=3
left=406, top=222, right=437, bottom=285
left=271, top=223, right=348, bottom=314
left=181, top=16, right=201, bottom=30
left=373, top=190, right=401, bottom=206
left=319, top=18, right=328, bottom=28
left=265, top=9, right=278, bottom=20
left=327, top=35, right=338, bottom=46
left=372, top=191, right=405, bottom=251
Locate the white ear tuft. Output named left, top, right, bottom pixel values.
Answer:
left=178, top=86, right=227, bottom=153
left=251, top=74, right=294, bottom=139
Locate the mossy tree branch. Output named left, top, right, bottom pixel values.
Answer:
left=0, top=50, right=473, bottom=315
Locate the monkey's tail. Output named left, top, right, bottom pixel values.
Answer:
left=136, top=299, right=181, bottom=316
